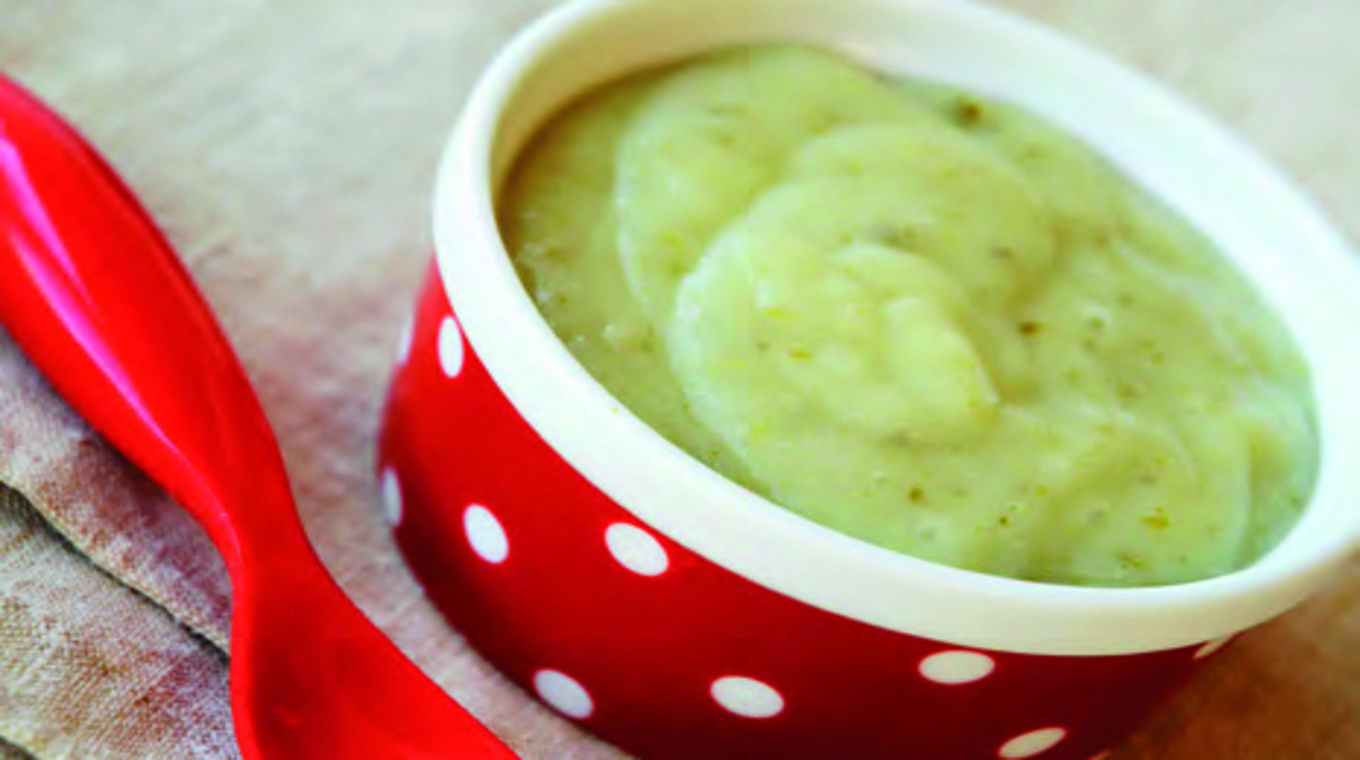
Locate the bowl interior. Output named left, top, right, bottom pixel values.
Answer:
left=438, top=0, right=1360, bottom=655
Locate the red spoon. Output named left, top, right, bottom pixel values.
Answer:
left=0, top=75, right=518, bottom=759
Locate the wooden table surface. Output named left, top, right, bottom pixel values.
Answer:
left=1, top=1, right=1355, bottom=758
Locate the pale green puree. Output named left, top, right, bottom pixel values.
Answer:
left=499, top=45, right=1318, bottom=586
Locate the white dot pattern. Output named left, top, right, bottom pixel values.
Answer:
left=1194, top=635, right=1234, bottom=660
left=605, top=523, right=670, bottom=576
left=998, top=727, right=1067, bottom=758
left=918, top=650, right=995, bottom=685
left=390, top=331, right=1126, bottom=754
left=711, top=676, right=785, bottom=719
left=463, top=504, right=509, bottom=564
left=380, top=467, right=403, bottom=526
left=534, top=669, right=594, bottom=719
left=438, top=315, right=465, bottom=378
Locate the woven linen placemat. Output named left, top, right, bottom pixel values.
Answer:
left=0, top=1, right=1355, bottom=758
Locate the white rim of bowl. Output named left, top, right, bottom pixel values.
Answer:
left=433, top=0, right=1360, bottom=656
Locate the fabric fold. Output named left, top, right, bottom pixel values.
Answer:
left=0, top=336, right=239, bottom=759
left=0, top=485, right=237, bottom=759
left=0, top=335, right=232, bottom=652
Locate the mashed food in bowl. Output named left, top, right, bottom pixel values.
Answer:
left=499, top=45, right=1318, bottom=586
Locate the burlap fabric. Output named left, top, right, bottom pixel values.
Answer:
left=0, top=1, right=1356, bottom=758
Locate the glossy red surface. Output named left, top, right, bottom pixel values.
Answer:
left=381, top=269, right=1222, bottom=760
left=0, top=75, right=516, bottom=759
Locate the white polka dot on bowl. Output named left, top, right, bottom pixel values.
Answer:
left=463, top=504, right=509, bottom=564
left=380, top=467, right=403, bottom=526
left=711, top=676, right=785, bottom=719
left=998, top=727, right=1067, bottom=758
left=438, top=315, right=465, bottom=378
left=604, top=523, right=670, bottom=576
left=918, top=650, right=995, bottom=685
left=533, top=669, right=594, bottom=720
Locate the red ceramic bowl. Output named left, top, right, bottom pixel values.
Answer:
left=379, top=1, right=1360, bottom=758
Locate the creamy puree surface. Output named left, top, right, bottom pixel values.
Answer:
left=499, top=45, right=1317, bottom=586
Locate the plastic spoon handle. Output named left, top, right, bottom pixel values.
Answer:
left=0, top=75, right=517, bottom=760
